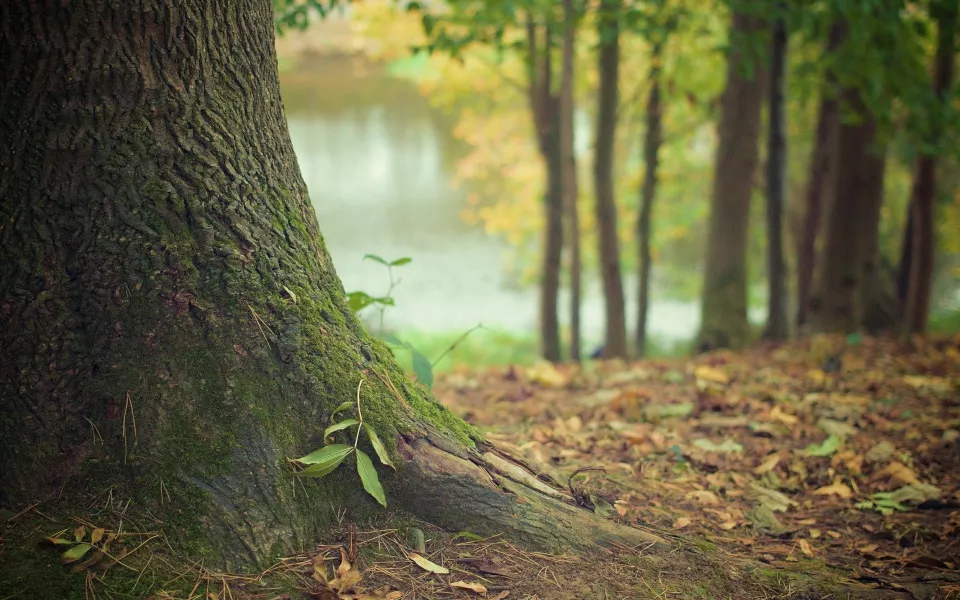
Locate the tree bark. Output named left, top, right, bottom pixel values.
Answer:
left=762, top=10, right=789, bottom=341
left=594, top=0, right=628, bottom=359
left=809, top=90, right=882, bottom=333
left=0, top=0, right=665, bottom=571
left=526, top=19, right=564, bottom=362
left=636, top=39, right=664, bottom=358
left=796, top=23, right=842, bottom=330
left=561, top=0, right=581, bottom=362
left=903, top=0, right=958, bottom=334
left=696, top=11, right=766, bottom=350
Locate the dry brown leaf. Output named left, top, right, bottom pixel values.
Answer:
left=672, top=517, right=691, bottom=529
left=490, top=592, right=510, bottom=600
left=686, top=490, right=721, bottom=505
left=870, top=461, right=920, bottom=488
left=754, top=453, right=781, bottom=475
left=813, top=482, right=853, bottom=499
left=770, top=406, right=798, bottom=425
left=451, top=580, right=488, bottom=594
left=798, top=539, right=815, bottom=557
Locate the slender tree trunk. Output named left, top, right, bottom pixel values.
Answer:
left=762, top=10, right=789, bottom=341
left=526, top=19, right=564, bottom=361
left=809, top=91, right=880, bottom=333
left=0, top=0, right=666, bottom=571
left=796, top=24, right=842, bottom=329
left=903, top=0, right=958, bottom=334
left=594, top=0, right=628, bottom=359
left=561, top=0, right=581, bottom=362
left=859, top=150, right=895, bottom=333
left=637, top=39, right=664, bottom=358
left=696, top=12, right=767, bottom=350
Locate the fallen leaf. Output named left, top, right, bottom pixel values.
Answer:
left=813, top=482, right=853, bottom=499
left=451, top=581, right=488, bottom=594
left=490, top=592, right=510, bottom=600
left=672, top=517, right=692, bottom=529
left=694, top=365, right=729, bottom=385
left=408, top=552, right=449, bottom=574
left=798, top=539, right=815, bottom=557
left=686, top=490, right=721, bottom=505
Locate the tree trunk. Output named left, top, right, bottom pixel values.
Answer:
left=762, top=10, right=789, bottom=341
left=796, top=97, right=838, bottom=329
left=637, top=39, right=664, bottom=358
left=561, top=0, right=581, bottom=362
left=0, top=0, right=665, bottom=571
left=903, top=0, right=958, bottom=334
left=594, top=0, right=628, bottom=359
left=696, top=12, right=766, bottom=350
left=859, top=151, right=895, bottom=333
left=809, top=91, right=881, bottom=333
left=526, top=19, right=564, bottom=362
left=796, top=23, right=842, bottom=330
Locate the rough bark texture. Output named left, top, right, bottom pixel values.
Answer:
left=696, top=12, right=766, bottom=350
left=796, top=24, right=842, bottom=330
left=903, top=0, right=957, bottom=334
left=594, top=0, right=628, bottom=359
left=636, top=39, right=664, bottom=358
left=809, top=91, right=883, bottom=333
left=762, top=12, right=789, bottom=341
left=0, top=0, right=666, bottom=571
left=526, top=19, right=564, bottom=362
left=561, top=0, right=581, bottom=362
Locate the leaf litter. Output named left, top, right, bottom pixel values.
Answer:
left=433, top=334, right=960, bottom=595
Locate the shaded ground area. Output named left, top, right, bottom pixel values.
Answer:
left=431, top=334, right=960, bottom=599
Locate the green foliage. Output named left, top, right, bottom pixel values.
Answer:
left=293, top=380, right=395, bottom=507
left=274, top=0, right=343, bottom=33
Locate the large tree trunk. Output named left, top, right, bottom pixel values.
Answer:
left=636, top=38, right=664, bottom=358
left=809, top=91, right=882, bottom=333
left=696, top=12, right=766, bottom=350
left=526, top=19, right=564, bottom=362
left=561, top=0, right=581, bottom=362
left=0, top=0, right=663, bottom=571
left=903, top=0, right=958, bottom=334
left=762, top=9, right=789, bottom=341
left=594, top=0, right=628, bottom=359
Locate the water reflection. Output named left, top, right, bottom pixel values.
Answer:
left=280, top=57, right=701, bottom=343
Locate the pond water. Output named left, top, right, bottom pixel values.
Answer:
left=279, top=56, right=702, bottom=346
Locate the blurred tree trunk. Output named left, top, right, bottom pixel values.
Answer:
left=809, top=91, right=882, bottom=333
left=526, top=19, right=564, bottom=361
left=561, top=0, right=581, bottom=362
left=903, top=0, right=958, bottom=334
left=636, top=38, right=664, bottom=358
left=859, top=151, right=896, bottom=333
left=696, top=11, right=766, bottom=350
left=762, top=9, right=789, bottom=341
left=594, top=0, right=628, bottom=359
left=796, top=24, right=843, bottom=329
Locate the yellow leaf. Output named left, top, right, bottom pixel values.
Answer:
left=90, top=528, right=105, bottom=544
left=408, top=552, right=449, bottom=574
left=672, top=517, right=691, bottom=529
left=754, top=453, right=780, bottom=474
left=870, top=461, right=920, bottom=488
left=525, top=362, right=569, bottom=388
left=685, top=490, right=721, bottom=505
left=813, top=482, right=853, bottom=499
left=798, top=539, right=815, bottom=557
left=451, top=580, right=488, bottom=594
left=770, top=406, right=798, bottom=426
left=694, top=365, right=729, bottom=385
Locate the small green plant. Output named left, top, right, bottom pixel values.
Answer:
left=293, top=380, right=395, bottom=507
left=345, top=254, right=410, bottom=335
left=345, top=254, right=480, bottom=390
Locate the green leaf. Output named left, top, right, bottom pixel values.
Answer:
left=590, top=495, right=615, bottom=517
left=356, top=449, right=387, bottom=507
left=692, top=438, right=743, bottom=454
left=389, top=257, right=412, bottom=267
left=61, top=543, right=93, bottom=563
left=46, top=537, right=75, bottom=546
left=364, top=423, right=396, bottom=470
left=804, top=434, right=842, bottom=457
left=363, top=254, right=389, bottom=266
left=296, top=444, right=354, bottom=468
left=330, top=400, right=354, bottom=420
left=324, top=419, right=359, bottom=439
left=297, top=460, right=342, bottom=479
left=346, top=291, right=376, bottom=312
left=411, top=348, right=434, bottom=389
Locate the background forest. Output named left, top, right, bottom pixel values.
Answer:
left=274, top=0, right=960, bottom=369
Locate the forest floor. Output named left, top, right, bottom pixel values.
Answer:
left=3, top=334, right=958, bottom=600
